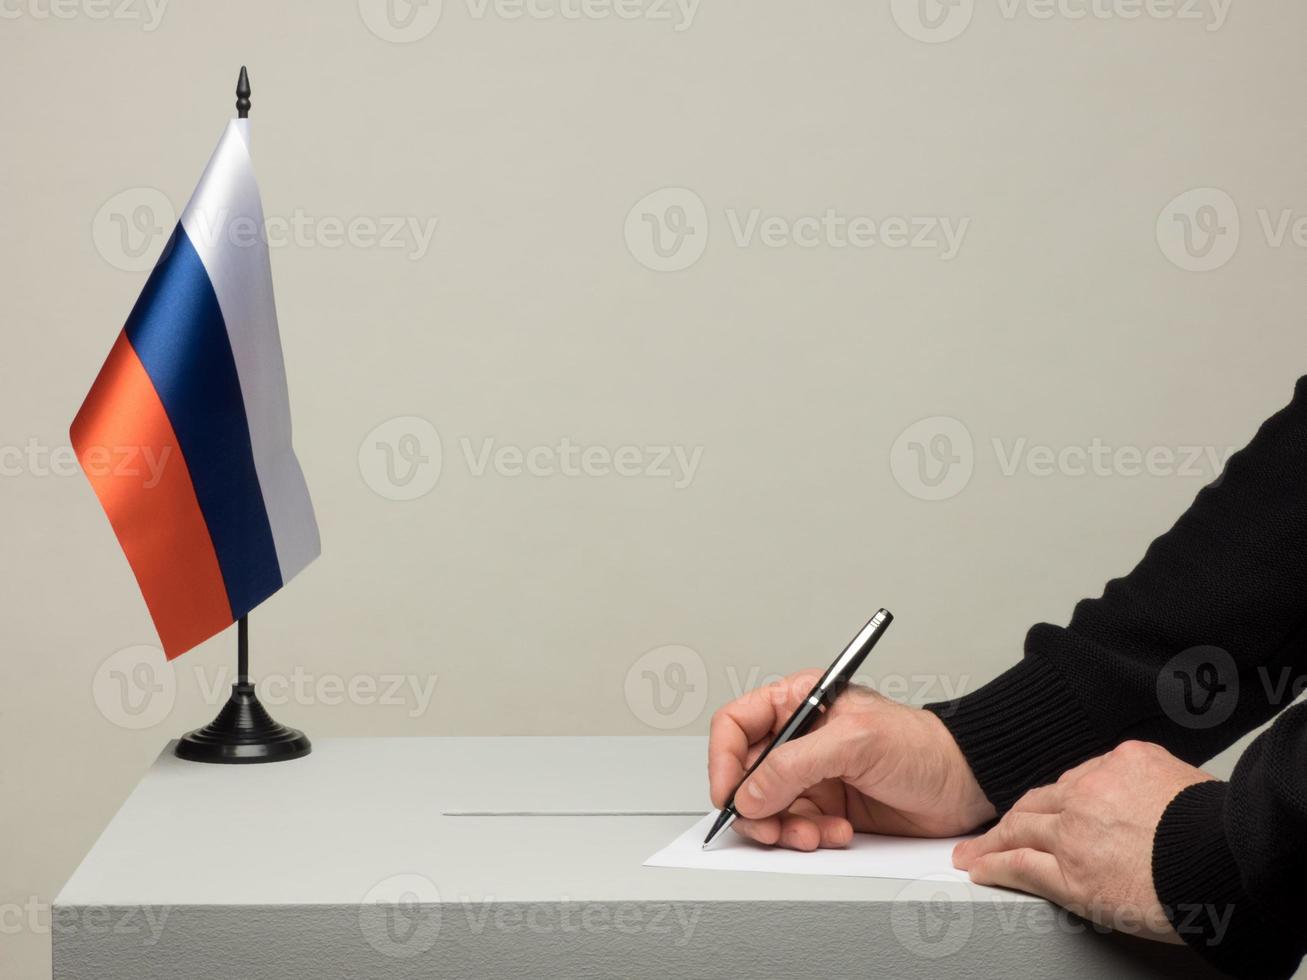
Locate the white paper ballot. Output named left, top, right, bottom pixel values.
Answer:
left=644, top=813, right=972, bottom=882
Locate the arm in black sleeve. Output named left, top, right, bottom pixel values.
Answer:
left=1152, top=701, right=1307, bottom=979
left=922, top=377, right=1307, bottom=978
left=925, top=376, right=1307, bottom=810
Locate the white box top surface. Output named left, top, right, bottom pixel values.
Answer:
left=56, top=737, right=1022, bottom=907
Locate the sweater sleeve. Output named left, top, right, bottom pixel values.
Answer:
left=1152, top=703, right=1307, bottom=979
left=925, top=376, right=1307, bottom=810
left=923, top=377, right=1307, bottom=978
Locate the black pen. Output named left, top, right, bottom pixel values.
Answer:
left=702, top=608, right=894, bottom=849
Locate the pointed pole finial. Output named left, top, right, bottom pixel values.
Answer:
left=236, top=66, right=251, bottom=118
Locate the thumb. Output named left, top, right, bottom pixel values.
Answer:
left=734, top=723, right=852, bottom=819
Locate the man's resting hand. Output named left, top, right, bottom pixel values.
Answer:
left=953, top=739, right=1213, bottom=943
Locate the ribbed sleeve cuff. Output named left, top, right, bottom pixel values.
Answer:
left=923, top=655, right=1110, bottom=814
left=1153, top=781, right=1297, bottom=980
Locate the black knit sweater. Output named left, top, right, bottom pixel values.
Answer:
left=925, top=377, right=1307, bottom=980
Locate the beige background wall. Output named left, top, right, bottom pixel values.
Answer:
left=3, top=1, right=1306, bottom=976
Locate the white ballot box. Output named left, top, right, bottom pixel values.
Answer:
left=54, top=737, right=1223, bottom=979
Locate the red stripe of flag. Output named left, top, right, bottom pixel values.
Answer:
left=71, top=331, right=234, bottom=658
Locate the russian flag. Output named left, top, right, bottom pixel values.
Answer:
left=72, top=119, right=319, bottom=659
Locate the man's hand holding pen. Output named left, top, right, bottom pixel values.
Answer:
left=707, top=671, right=995, bottom=849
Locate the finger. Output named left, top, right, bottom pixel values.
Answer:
left=735, top=722, right=855, bottom=820
left=1008, top=783, right=1067, bottom=815
left=953, top=812, right=1059, bottom=869
left=789, top=796, right=855, bottom=848
left=735, top=798, right=854, bottom=850
left=767, top=804, right=853, bottom=852
left=777, top=813, right=823, bottom=851
left=721, top=768, right=831, bottom=846
left=731, top=815, right=781, bottom=846
left=707, top=672, right=822, bottom=807
left=967, top=848, right=1070, bottom=906
left=715, top=725, right=797, bottom=811
left=814, top=813, right=854, bottom=847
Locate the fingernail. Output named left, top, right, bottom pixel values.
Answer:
left=745, top=780, right=764, bottom=800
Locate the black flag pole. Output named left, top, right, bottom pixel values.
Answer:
left=174, top=69, right=311, bottom=764
left=237, top=614, right=249, bottom=684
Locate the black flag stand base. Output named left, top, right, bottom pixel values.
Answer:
left=175, top=616, right=311, bottom=764
left=174, top=682, right=311, bottom=764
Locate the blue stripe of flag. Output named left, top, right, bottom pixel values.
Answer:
left=123, top=226, right=284, bottom=619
